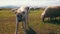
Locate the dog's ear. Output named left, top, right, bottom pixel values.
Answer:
left=11, top=8, right=18, bottom=12
left=11, top=8, right=18, bottom=14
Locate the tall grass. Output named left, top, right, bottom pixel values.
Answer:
left=0, top=9, right=60, bottom=34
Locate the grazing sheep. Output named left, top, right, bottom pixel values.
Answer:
left=41, top=6, right=60, bottom=22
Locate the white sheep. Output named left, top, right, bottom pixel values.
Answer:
left=41, top=6, right=60, bottom=22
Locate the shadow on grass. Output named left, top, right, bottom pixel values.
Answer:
left=44, top=19, right=60, bottom=25
left=26, top=26, right=36, bottom=34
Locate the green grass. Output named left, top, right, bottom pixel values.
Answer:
left=0, top=9, right=60, bottom=34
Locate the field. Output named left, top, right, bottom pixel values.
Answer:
left=0, top=9, right=60, bottom=34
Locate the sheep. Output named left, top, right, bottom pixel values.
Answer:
left=41, top=6, right=60, bottom=22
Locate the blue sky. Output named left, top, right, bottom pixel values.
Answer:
left=0, top=0, right=60, bottom=7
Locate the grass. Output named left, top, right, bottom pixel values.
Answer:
left=0, top=9, right=60, bottom=34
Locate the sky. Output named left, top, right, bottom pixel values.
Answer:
left=0, top=0, right=60, bottom=7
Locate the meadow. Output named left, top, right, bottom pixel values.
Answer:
left=0, top=9, right=60, bottom=34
